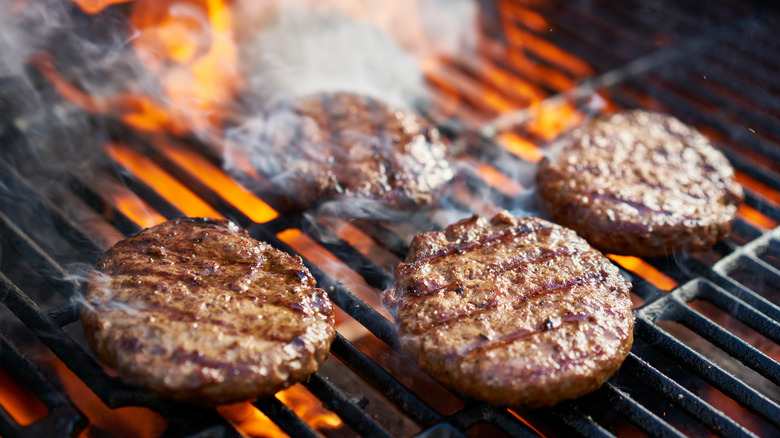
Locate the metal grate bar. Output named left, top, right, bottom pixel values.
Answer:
left=250, top=227, right=401, bottom=349
left=253, top=397, right=320, bottom=438
left=633, top=317, right=780, bottom=429
left=304, top=373, right=395, bottom=438
left=598, top=381, right=685, bottom=438
left=697, top=282, right=780, bottom=345
left=328, top=334, right=442, bottom=426
left=0, top=332, right=86, bottom=438
left=0, top=271, right=158, bottom=409
left=0, top=210, right=81, bottom=301
left=443, top=402, right=540, bottom=437
left=350, top=220, right=410, bottom=258
left=671, top=300, right=780, bottom=386
left=0, top=159, right=103, bottom=262
left=67, top=174, right=144, bottom=237
left=547, top=403, right=614, bottom=438
left=623, top=353, right=757, bottom=437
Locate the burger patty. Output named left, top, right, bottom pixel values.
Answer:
left=242, top=92, right=454, bottom=213
left=81, top=218, right=335, bottom=405
left=536, top=109, right=744, bottom=257
left=382, top=211, right=634, bottom=408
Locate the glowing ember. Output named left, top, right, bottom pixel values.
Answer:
left=45, top=357, right=167, bottom=438
left=111, top=191, right=168, bottom=229
left=156, top=140, right=278, bottom=223
left=735, top=171, right=780, bottom=204
left=217, top=402, right=289, bottom=438
left=0, top=365, right=48, bottom=426
left=737, top=204, right=778, bottom=230
left=217, top=385, right=342, bottom=438
left=104, top=142, right=222, bottom=218
left=607, top=254, right=678, bottom=291
left=496, top=132, right=543, bottom=162
left=275, top=384, right=342, bottom=431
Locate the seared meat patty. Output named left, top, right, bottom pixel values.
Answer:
left=537, top=109, right=744, bottom=257
left=239, top=92, right=454, bottom=214
left=383, top=211, right=634, bottom=408
left=81, top=218, right=335, bottom=405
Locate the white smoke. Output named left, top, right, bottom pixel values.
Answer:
left=235, top=0, right=478, bottom=107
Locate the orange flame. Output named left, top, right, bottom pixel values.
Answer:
left=0, top=365, right=48, bottom=427
left=155, top=140, right=278, bottom=223
left=737, top=204, right=778, bottom=230
left=218, top=385, right=342, bottom=438
left=276, top=384, right=342, bottom=430
left=112, top=190, right=168, bottom=229
left=69, top=0, right=134, bottom=14
left=104, top=142, right=222, bottom=218
left=607, top=254, right=678, bottom=291
left=128, top=0, right=241, bottom=135
left=60, top=0, right=241, bottom=136
left=217, top=402, right=288, bottom=438
left=45, top=356, right=167, bottom=438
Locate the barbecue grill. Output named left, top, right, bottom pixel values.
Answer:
left=1, top=0, right=779, bottom=437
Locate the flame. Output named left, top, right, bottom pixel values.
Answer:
left=59, top=0, right=241, bottom=136
left=0, top=365, right=48, bottom=426
left=155, top=140, right=278, bottom=223
left=508, top=409, right=547, bottom=437
left=70, top=0, right=134, bottom=14
left=607, top=254, right=678, bottom=291
left=496, top=131, right=544, bottom=162
left=735, top=171, right=780, bottom=204
left=275, top=384, right=342, bottom=430
left=112, top=191, right=168, bottom=229
left=104, top=142, right=222, bottom=218
left=44, top=356, right=167, bottom=438
left=217, top=385, right=341, bottom=438
left=737, top=204, right=778, bottom=230
left=128, top=0, right=241, bottom=135
left=217, top=402, right=288, bottom=438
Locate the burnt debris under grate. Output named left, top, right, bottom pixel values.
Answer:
left=1, top=0, right=780, bottom=437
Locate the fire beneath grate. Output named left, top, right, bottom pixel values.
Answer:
left=1, top=0, right=779, bottom=437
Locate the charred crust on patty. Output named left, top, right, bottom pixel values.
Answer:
left=536, top=109, right=744, bottom=257
left=81, top=217, right=336, bottom=405
left=383, top=211, right=634, bottom=408
left=246, top=92, right=454, bottom=214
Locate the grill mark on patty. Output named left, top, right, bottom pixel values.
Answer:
left=405, top=222, right=553, bottom=268
left=459, top=312, right=595, bottom=358
left=82, top=218, right=335, bottom=405
left=407, top=268, right=615, bottom=336
left=402, top=243, right=590, bottom=298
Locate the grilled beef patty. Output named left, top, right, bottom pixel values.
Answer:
left=245, top=92, right=454, bottom=214
left=81, top=218, right=335, bottom=405
left=383, top=211, right=634, bottom=408
left=537, top=109, right=744, bottom=257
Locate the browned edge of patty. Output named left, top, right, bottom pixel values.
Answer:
left=383, top=211, right=634, bottom=408
left=262, top=92, right=455, bottom=213
left=81, top=217, right=335, bottom=405
left=536, top=109, right=744, bottom=257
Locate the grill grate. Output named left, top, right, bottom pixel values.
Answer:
left=1, top=0, right=780, bottom=437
